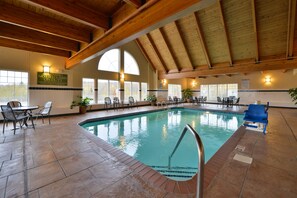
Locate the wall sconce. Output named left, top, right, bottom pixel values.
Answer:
left=192, top=80, right=197, bottom=88
left=43, top=65, right=50, bottom=73
left=162, top=79, right=167, bottom=86
left=264, top=76, right=271, bottom=84
left=120, top=73, right=125, bottom=80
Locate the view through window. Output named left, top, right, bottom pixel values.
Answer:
left=168, top=84, right=182, bottom=98
left=98, top=80, right=119, bottom=103
left=82, top=78, right=95, bottom=103
left=200, top=83, right=238, bottom=101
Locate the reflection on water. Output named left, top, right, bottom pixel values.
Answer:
left=82, top=109, right=243, bottom=172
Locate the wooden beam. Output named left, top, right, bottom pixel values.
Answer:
left=159, top=58, right=297, bottom=79
left=0, top=37, right=70, bottom=57
left=0, top=22, right=79, bottom=51
left=192, top=12, right=212, bottom=68
left=218, top=0, right=233, bottom=66
left=172, top=21, right=194, bottom=70
left=158, top=28, right=180, bottom=71
left=123, top=0, right=143, bottom=8
left=25, top=0, right=109, bottom=29
left=286, top=0, right=297, bottom=58
left=0, top=1, right=91, bottom=43
left=135, top=39, right=157, bottom=73
left=251, top=0, right=259, bottom=63
left=146, top=34, right=168, bottom=73
left=66, top=0, right=217, bottom=68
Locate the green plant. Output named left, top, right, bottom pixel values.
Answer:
left=182, top=88, right=193, bottom=100
left=70, top=96, right=93, bottom=108
left=288, top=88, right=297, bottom=105
left=146, top=94, right=157, bottom=102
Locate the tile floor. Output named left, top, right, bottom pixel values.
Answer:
left=0, top=104, right=296, bottom=198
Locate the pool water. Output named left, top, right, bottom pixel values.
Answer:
left=81, top=108, right=243, bottom=180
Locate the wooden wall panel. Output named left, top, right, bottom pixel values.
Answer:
left=222, top=0, right=255, bottom=61
left=257, top=0, right=288, bottom=57
left=197, top=3, right=229, bottom=64
left=294, top=4, right=297, bottom=56
left=178, top=14, right=207, bottom=67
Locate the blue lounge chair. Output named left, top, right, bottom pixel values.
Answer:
left=243, top=104, right=268, bottom=134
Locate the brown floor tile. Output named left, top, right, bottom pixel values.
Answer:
left=204, top=177, right=241, bottom=198
left=0, top=176, right=7, bottom=198
left=0, top=158, right=24, bottom=178
left=6, top=171, right=25, bottom=198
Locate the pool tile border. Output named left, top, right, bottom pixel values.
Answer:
left=80, top=108, right=246, bottom=195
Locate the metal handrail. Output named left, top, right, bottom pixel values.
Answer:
left=168, top=124, right=205, bottom=198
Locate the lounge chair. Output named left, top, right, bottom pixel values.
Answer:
left=128, top=96, right=138, bottom=108
left=113, top=97, right=121, bottom=109
left=243, top=104, right=268, bottom=134
left=33, top=101, right=52, bottom=124
left=104, top=97, right=113, bottom=110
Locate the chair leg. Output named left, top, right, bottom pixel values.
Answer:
left=3, top=120, right=6, bottom=134
left=48, top=115, right=51, bottom=124
left=30, top=117, right=35, bottom=129
left=42, top=115, right=44, bottom=124
left=13, top=121, right=17, bottom=135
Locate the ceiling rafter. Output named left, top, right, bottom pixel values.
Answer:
left=0, top=37, right=70, bottom=57
left=251, top=0, right=260, bottom=63
left=24, top=0, right=109, bottom=29
left=135, top=39, right=157, bottom=73
left=218, top=0, right=233, bottom=66
left=158, top=28, right=180, bottom=72
left=192, top=12, right=212, bottom=68
left=286, top=0, right=297, bottom=59
left=123, top=0, right=143, bottom=8
left=146, top=34, right=169, bottom=73
left=65, top=0, right=216, bottom=68
left=0, top=22, right=79, bottom=51
left=173, top=21, right=194, bottom=70
left=159, top=58, right=297, bottom=79
left=0, top=1, right=91, bottom=43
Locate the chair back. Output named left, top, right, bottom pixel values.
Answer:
left=217, top=97, right=222, bottom=102
left=235, top=97, right=240, bottom=104
left=168, top=96, right=173, bottom=101
left=41, top=101, right=52, bottom=115
left=104, top=97, right=111, bottom=105
left=113, top=97, right=120, bottom=104
left=1, top=105, right=16, bottom=120
left=246, top=104, right=267, bottom=117
left=7, top=101, right=22, bottom=107
left=128, top=96, right=135, bottom=104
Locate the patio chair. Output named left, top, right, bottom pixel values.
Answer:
left=113, top=97, right=121, bottom=109
left=217, top=97, right=223, bottom=107
left=33, top=101, right=52, bottom=124
left=104, top=97, right=113, bottom=110
left=1, top=105, right=34, bottom=134
left=167, top=96, right=174, bottom=105
left=243, top=104, right=268, bottom=134
left=7, top=100, right=23, bottom=117
left=128, top=96, right=138, bottom=108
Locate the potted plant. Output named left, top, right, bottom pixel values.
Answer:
left=146, top=94, right=157, bottom=106
left=70, top=96, right=93, bottom=114
left=288, top=88, right=297, bottom=105
left=182, top=88, right=193, bottom=102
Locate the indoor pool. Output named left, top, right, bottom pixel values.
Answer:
left=81, top=108, right=244, bottom=180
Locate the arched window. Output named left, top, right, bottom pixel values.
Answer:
left=124, top=51, right=139, bottom=75
left=98, top=49, right=120, bottom=72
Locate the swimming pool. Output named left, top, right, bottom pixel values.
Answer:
left=81, top=108, right=243, bottom=180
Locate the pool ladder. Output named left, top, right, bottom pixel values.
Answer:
left=168, top=124, right=205, bottom=198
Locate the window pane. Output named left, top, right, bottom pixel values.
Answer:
left=141, top=82, right=147, bottom=101
left=0, top=70, right=28, bottom=105
left=98, top=49, right=120, bottom=73
left=131, top=82, right=139, bottom=101
left=109, top=80, right=119, bottom=99
left=228, top=84, right=238, bottom=97
left=83, top=78, right=95, bottom=103
left=124, top=51, right=140, bottom=75
left=98, top=80, right=108, bottom=103
left=168, top=84, right=181, bottom=98
left=208, top=85, right=217, bottom=101
left=218, top=84, right=227, bottom=97
left=200, top=85, right=209, bottom=99
left=124, top=81, right=131, bottom=100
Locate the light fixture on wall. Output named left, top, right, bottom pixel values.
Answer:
left=162, top=79, right=167, bottom=86
left=43, top=65, right=50, bottom=73
left=120, top=73, right=125, bottom=80
left=192, top=80, right=197, bottom=88
left=264, top=76, right=271, bottom=84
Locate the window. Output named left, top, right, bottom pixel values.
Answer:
left=124, top=51, right=140, bottom=75
left=141, top=82, right=148, bottom=100
left=168, top=84, right=181, bottom=98
left=124, top=81, right=131, bottom=100
left=124, top=81, right=140, bottom=100
left=131, top=82, right=140, bottom=101
left=98, top=49, right=120, bottom=72
left=98, top=80, right=119, bottom=103
left=200, top=83, right=238, bottom=101
left=82, top=78, right=95, bottom=103
left=0, top=70, right=28, bottom=105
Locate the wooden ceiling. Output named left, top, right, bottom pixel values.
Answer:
left=0, top=0, right=297, bottom=79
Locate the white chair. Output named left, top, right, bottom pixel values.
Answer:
left=34, top=101, right=52, bottom=124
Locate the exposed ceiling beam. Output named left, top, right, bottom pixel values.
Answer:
left=218, top=0, right=233, bottom=66
left=251, top=0, right=260, bottom=63
left=159, top=58, right=297, bottom=79
left=24, top=0, right=109, bottom=29
left=158, top=28, right=180, bottom=71
left=0, top=37, right=70, bottom=57
left=0, top=22, right=79, bottom=51
left=192, top=12, right=212, bottom=68
left=286, top=0, right=297, bottom=59
left=146, top=34, right=169, bottom=73
left=0, top=1, right=91, bottom=43
left=65, top=0, right=216, bottom=68
left=172, top=21, right=194, bottom=70
left=135, top=39, right=157, bottom=73
left=123, top=0, right=143, bottom=8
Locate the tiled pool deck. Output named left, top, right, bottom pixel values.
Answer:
left=0, top=104, right=296, bottom=197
